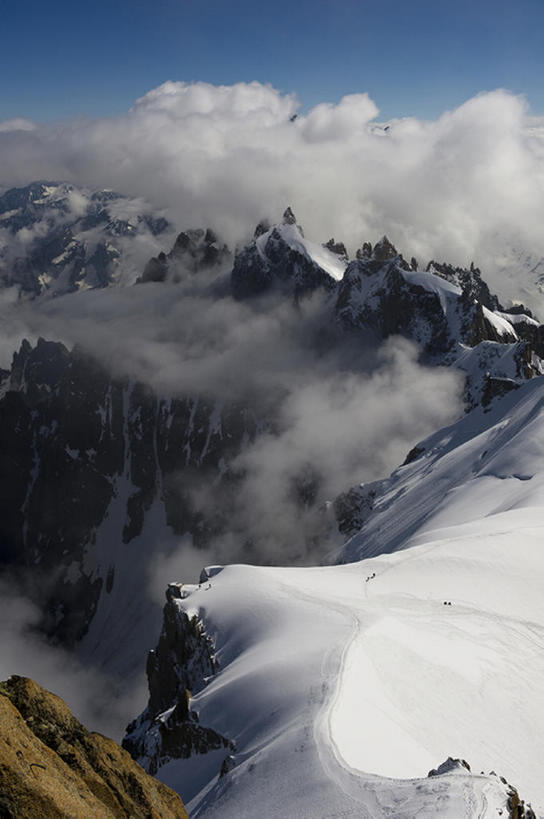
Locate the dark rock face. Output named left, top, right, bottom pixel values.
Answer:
left=282, top=206, right=297, bottom=226
left=146, top=584, right=217, bottom=716
left=0, top=339, right=123, bottom=643
left=501, top=313, right=544, bottom=358
left=371, top=235, right=399, bottom=262
left=123, top=585, right=233, bottom=777
left=427, top=260, right=500, bottom=311
left=138, top=228, right=231, bottom=284
left=333, top=483, right=380, bottom=539
left=0, top=675, right=189, bottom=818
left=0, top=182, right=171, bottom=297
left=231, top=213, right=336, bottom=300
left=337, top=259, right=453, bottom=356
left=324, top=238, right=348, bottom=261
left=0, top=338, right=261, bottom=646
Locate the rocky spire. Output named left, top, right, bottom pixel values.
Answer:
left=254, top=219, right=270, bottom=238
left=324, top=238, right=348, bottom=261
left=283, top=206, right=297, bottom=225
left=372, top=235, right=398, bottom=261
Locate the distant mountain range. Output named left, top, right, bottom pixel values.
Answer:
left=0, top=181, right=173, bottom=296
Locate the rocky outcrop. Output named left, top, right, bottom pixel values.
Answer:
left=231, top=209, right=337, bottom=299
left=427, top=759, right=536, bottom=818
left=123, top=584, right=233, bottom=777
left=138, top=227, right=230, bottom=284
left=427, top=260, right=500, bottom=310
left=337, top=259, right=453, bottom=355
left=0, top=675, right=188, bottom=818
left=333, top=482, right=381, bottom=539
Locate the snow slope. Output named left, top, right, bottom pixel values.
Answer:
left=146, top=377, right=544, bottom=817
left=255, top=221, right=347, bottom=282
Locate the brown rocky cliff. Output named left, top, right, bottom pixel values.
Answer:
left=0, top=676, right=189, bottom=818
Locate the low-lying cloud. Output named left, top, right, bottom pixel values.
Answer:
left=1, top=81, right=544, bottom=307
left=0, top=577, right=147, bottom=740
left=2, top=255, right=464, bottom=567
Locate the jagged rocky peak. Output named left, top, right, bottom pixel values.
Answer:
left=281, top=205, right=304, bottom=236
left=353, top=235, right=409, bottom=271
left=253, top=218, right=270, bottom=238
left=371, top=234, right=399, bottom=261
left=356, top=240, right=373, bottom=260
left=427, top=258, right=499, bottom=311
left=230, top=207, right=341, bottom=300
left=123, top=579, right=233, bottom=779
left=282, top=205, right=297, bottom=225
left=139, top=226, right=230, bottom=283
left=324, top=238, right=348, bottom=261
left=335, top=234, right=544, bottom=407
left=355, top=235, right=398, bottom=262
left=10, top=336, right=70, bottom=396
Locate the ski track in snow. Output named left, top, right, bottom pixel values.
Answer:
left=279, top=570, right=507, bottom=819
left=183, top=553, right=532, bottom=818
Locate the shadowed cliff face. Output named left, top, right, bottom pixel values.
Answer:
left=123, top=582, right=233, bottom=780
left=0, top=675, right=188, bottom=818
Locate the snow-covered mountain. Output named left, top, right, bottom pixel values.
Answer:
left=1, top=196, right=543, bottom=816
left=1, top=208, right=541, bottom=664
left=125, top=369, right=544, bottom=818
left=0, top=182, right=174, bottom=296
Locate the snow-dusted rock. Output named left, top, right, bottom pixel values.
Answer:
left=231, top=210, right=345, bottom=299
left=0, top=182, right=172, bottom=297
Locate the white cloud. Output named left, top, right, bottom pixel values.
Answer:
left=1, top=80, right=543, bottom=307
left=0, top=117, right=36, bottom=133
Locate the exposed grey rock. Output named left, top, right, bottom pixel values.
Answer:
left=123, top=590, right=233, bottom=777
left=333, top=483, right=380, bottom=539
left=282, top=206, right=297, bottom=225
left=427, top=259, right=500, bottom=311
left=428, top=756, right=471, bottom=776
left=231, top=221, right=335, bottom=300
left=324, top=238, right=348, bottom=261
left=138, top=227, right=230, bottom=284
left=0, top=337, right=262, bottom=645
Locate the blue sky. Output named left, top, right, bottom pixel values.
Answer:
left=2, top=0, right=543, bottom=122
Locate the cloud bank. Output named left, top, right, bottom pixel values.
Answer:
left=1, top=81, right=544, bottom=306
